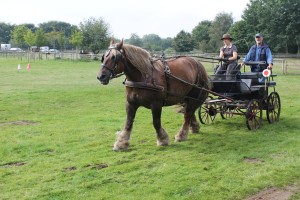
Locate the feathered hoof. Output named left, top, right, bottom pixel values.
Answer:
left=174, top=135, right=188, bottom=142
left=157, top=137, right=169, bottom=146
left=112, top=140, right=129, bottom=151
left=190, top=127, right=200, bottom=134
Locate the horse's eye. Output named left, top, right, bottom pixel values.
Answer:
left=112, top=55, right=115, bottom=60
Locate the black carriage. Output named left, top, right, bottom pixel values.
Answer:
left=198, top=61, right=281, bottom=130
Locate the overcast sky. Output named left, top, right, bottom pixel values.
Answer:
left=1, top=0, right=249, bottom=39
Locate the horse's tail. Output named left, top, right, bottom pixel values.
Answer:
left=192, top=58, right=210, bottom=90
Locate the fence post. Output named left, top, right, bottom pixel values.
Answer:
left=282, top=59, right=285, bottom=75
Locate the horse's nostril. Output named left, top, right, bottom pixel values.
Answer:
left=101, top=74, right=107, bottom=79
left=97, top=74, right=106, bottom=81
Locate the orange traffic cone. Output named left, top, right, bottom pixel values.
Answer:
left=18, top=64, right=21, bottom=70
left=27, top=63, right=31, bottom=70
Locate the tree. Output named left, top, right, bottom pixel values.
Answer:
left=46, top=31, right=60, bottom=49
left=0, top=22, right=14, bottom=43
left=126, top=33, right=143, bottom=47
left=161, top=37, right=173, bottom=51
left=142, top=34, right=162, bottom=51
left=11, top=25, right=29, bottom=48
left=79, top=17, right=111, bottom=54
left=22, top=23, right=36, bottom=32
left=39, top=21, right=73, bottom=37
left=58, top=32, right=66, bottom=50
left=35, top=28, right=47, bottom=47
left=208, top=12, right=233, bottom=52
left=192, top=20, right=212, bottom=52
left=24, top=30, right=36, bottom=47
left=69, top=29, right=83, bottom=50
left=242, top=0, right=300, bottom=53
left=229, top=20, right=251, bottom=53
left=172, top=30, right=195, bottom=52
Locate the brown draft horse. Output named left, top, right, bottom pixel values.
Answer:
left=97, top=40, right=209, bottom=151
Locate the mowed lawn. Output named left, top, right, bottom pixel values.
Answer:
left=0, top=58, right=299, bottom=200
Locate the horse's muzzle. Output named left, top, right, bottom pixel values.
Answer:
left=97, top=75, right=109, bottom=85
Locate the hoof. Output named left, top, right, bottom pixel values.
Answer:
left=190, top=129, right=200, bottom=134
left=174, top=129, right=188, bottom=142
left=157, top=138, right=169, bottom=146
left=174, top=135, right=187, bottom=142
left=156, top=128, right=169, bottom=146
left=112, top=140, right=129, bottom=151
left=190, top=123, right=200, bottom=133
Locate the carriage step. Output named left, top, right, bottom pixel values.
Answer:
left=206, top=98, right=230, bottom=103
left=251, top=81, right=277, bottom=88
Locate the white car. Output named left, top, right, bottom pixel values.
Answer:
left=9, top=48, right=24, bottom=52
left=49, top=49, right=60, bottom=53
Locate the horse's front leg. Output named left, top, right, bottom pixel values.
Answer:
left=113, top=101, right=138, bottom=151
left=151, top=102, right=169, bottom=146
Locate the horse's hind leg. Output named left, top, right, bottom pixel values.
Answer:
left=113, top=102, right=138, bottom=151
left=151, top=103, right=169, bottom=146
left=190, top=114, right=200, bottom=133
left=175, top=103, right=199, bottom=142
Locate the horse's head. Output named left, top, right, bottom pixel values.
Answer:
left=97, top=39, right=125, bottom=85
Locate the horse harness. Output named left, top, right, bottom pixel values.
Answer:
left=103, top=47, right=212, bottom=102
left=123, top=54, right=210, bottom=103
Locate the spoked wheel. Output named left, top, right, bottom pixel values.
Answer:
left=198, top=96, right=217, bottom=124
left=267, top=92, right=281, bottom=123
left=246, top=99, right=262, bottom=130
left=220, top=103, right=234, bottom=119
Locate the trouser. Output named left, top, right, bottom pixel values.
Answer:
left=215, top=62, right=239, bottom=80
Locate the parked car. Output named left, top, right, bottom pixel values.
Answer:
left=40, top=46, right=49, bottom=53
left=31, top=46, right=39, bottom=52
left=49, top=49, right=60, bottom=53
left=9, top=48, right=24, bottom=52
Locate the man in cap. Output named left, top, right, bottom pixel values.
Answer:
left=243, top=33, right=273, bottom=72
left=215, top=33, right=239, bottom=80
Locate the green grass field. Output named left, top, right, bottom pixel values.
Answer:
left=0, top=58, right=299, bottom=199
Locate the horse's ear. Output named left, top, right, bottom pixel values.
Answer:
left=118, top=38, right=124, bottom=50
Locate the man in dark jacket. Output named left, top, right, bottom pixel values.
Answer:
left=243, top=33, right=273, bottom=72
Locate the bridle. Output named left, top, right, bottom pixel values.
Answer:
left=101, top=47, right=124, bottom=79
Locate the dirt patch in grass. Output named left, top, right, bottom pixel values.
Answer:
left=1, top=161, right=27, bottom=167
left=0, top=120, right=39, bottom=126
left=243, top=157, right=264, bottom=164
left=246, top=185, right=298, bottom=200
left=63, top=166, right=77, bottom=172
left=84, top=163, right=108, bottom=170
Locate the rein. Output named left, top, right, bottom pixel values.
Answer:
left=106, top=48, right=232, bottom=102
left=124, top=56, right=234, bottom=103
left=165, top=72, right=234, bottom=102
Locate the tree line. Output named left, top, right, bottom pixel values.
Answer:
left=0, top=0, right=299, bottom=54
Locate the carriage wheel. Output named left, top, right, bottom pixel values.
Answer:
left=220, top=104, right=234, bottom=119
left=267, top=92, right=281, bottom=124
left=246, top=99, right=262, bottom=130
left=198, top=96, right=217, bottom=124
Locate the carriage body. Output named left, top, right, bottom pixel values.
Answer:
left=199, top=62, right=281, bottom=130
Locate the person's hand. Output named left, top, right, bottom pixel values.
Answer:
left=267, top=64, right=273, bottom=70
left=223, top=58, right=229, bottom=62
